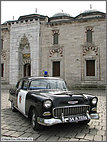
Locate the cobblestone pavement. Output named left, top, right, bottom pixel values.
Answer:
left=1, top=89, right=106, bottom=141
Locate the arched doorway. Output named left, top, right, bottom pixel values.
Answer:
left=24, top=63, right=31, bottom=77
left=19, top=34, right=31, bottom=78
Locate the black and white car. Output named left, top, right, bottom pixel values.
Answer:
left=9, top=76, right=99, bottom=130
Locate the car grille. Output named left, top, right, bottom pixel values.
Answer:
left=53, top=105, right=90, bottom=118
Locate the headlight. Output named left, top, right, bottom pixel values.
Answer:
left=92, top=98, right=97, bottom=105
left=43, top=100, right=52, bottom=108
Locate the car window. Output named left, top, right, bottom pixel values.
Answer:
left=22, top=80, right=28, bottom=90
left=29, top=80, right=47, bottom=90
left=29, top=79, right=67, bottom=90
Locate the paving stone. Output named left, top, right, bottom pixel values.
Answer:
left=8, top=126, right=21, bottom=131
left=10, top=132, right=25, bottom=138
left=24, top=127, right=35, bottom=133
left=75, top=133, right=85, bottom=139
left=1, top=129, right=9, bottom=135
left=29, top=133, right=40, bottom=140
left=65, top=132, right=77, bottom=138
left=46, top=136, right=59, bottom=141
left=94, top=135, right=103, bottom=141
left=69, top=137, right=80, bottom=141
left=89, top=128, right=97, bottom=135
left=1, top=90, right=106, bottom=141
left=84, top=134, right=94, bottom=141
left=17, top=126, right=28, bottom=132
left=97, top=130, right=106, bottom=136
left=20, top=132, right=32, bottom=138
left=102, top=126, right=106, bottom=131
left=21, top=123, right=31, bottom=127
left=36, top=135, right=50, bottom=141
left=2, top=131, right=16, bottom=136
left=79, top=139, right=89, bottom=141
left=1, top=125, right=8, bottom=129
left=95, top=125, right=102, bottom=130
left=58, top=137, right=69, bottom=141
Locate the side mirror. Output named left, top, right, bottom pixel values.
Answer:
left=9, top=88, right=16, bottom=95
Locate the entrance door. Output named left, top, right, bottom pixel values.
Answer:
left=53, top=61, right=60, bottom=77
left=24, top=63, right=31, bottom=77
left=86, top=60, right=95, bottom=76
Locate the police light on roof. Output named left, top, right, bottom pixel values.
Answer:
left=44, top=71, right=48, bottom=77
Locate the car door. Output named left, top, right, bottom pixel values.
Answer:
left=17, top=79, right=28, bottom=115
left=15, top=79, right=23, bottom=107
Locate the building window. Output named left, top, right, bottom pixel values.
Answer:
left=1, top=39, right=3, bottom=50
left=86, top=30, right=92, bottom=43
left=86, top=27, right=93, bottom=43
left=86, top=60, right=95, bottom=76
left=1, top=63, right=4, bottom=77
left=53, top=33, right=58, bottom=45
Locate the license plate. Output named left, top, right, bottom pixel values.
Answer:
left=69, top=115, right=88, bottom=122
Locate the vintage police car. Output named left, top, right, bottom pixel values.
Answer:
left=9, top=76, right=99, bottom=130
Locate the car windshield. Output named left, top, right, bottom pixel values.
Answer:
left=29, top=79, right=68, bottom=91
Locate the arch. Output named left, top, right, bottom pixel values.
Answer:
left=18, top=34, right=31, bottom=78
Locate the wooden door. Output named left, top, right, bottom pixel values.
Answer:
left=53, top=61, right=60, bottom=77
left=86, top=60, right=95, bottom=76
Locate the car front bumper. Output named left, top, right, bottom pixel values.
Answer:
left=37, top=113, right=99, bottom=126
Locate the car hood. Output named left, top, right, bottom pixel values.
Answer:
left=29, top=89, right=90, bottom=107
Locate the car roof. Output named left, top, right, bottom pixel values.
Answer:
left=20, top=76, right=63, bottom=81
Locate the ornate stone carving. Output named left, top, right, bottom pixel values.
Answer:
left=23, top=53, right=30, bottom=59
left=20, top=34, right=29, bottom=49
left=22, top=59, right=31, bottom=65
left=83, top=46, right=98, bottom=56
left=49, top=48, right=63, bottom=57
left=85, top=26, right=94, bottom=32
left=1, top=50, right=6, bottom=60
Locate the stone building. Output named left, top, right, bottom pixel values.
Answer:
left=1, top=9, right=106, bottom=89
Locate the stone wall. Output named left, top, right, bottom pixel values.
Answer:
left=9, top=19, right=40, bottom=85
left=1, top=12, right=106, bottom=89
left=40, top=18, right=106, bottom=89
left=1, top=24, right=10, bottom=84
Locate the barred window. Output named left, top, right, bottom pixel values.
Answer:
left=86, top=30, right=92, bottom=43
left=53, top=33, right=58, bottom=45
left=1, top=39, right=3, bottom=50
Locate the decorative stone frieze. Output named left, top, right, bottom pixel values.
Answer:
left=49, top=48, right=63, bottom=57
left=23, top=53, right=30, bottom=59
left=83, top=46, right=98, bottom=56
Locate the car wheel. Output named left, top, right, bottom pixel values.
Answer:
left=11, top=101, right=17, bottom=112
left=31, top=109, right=41, bottom=130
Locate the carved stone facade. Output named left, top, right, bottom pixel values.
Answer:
left=1, top=10, right=106, bottom=88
